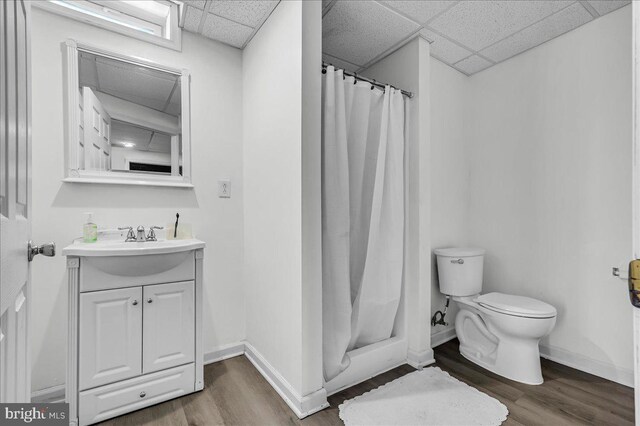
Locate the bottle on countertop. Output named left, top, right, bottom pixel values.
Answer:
left=83, top=212, right=97, bottom=243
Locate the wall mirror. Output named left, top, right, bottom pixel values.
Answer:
left=63, top=40, right=192, bottom=187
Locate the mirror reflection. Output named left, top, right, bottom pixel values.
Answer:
left=77, top=50, right=182, bottom=175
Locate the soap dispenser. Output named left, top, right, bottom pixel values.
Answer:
left=83, top=212, right=97, bottom=243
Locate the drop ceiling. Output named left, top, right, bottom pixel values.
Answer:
left=111, top=120, right=173, bottom=153
left=180, top=0, right=630, bottom=76
left=323, top=0, right=630, bottom=75
left=181, top=0, right=279, bottom=48
left=79, top=51, right=181, bottom=115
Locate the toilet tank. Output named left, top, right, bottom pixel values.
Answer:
left=434, top=248, right=485, bottom=296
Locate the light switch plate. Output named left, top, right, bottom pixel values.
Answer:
left=218, top=179, right=231, bottom=198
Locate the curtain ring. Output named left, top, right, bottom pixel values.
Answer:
left=371, top=79, right=376, bottom=90
left=353, top=73, right=357, bottom=84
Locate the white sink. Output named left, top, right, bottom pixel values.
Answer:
left=62, top=238, right=205, bottom=257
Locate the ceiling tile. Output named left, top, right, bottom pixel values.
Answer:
left=429, top=0, right=574, bottom=51
left=586, top=0, right=630, bottom=16
left=183, top=6, right=203, bottom=32
left=454, top=55, right=492, bottom=75
left=209, top=1, right=278, bottom=28
left=111, top=121, right=153, bottom=148
left=182, top=0, right=206, bottom=10
left=481, top=3, right=592, bottom=63
left=95, top=57, right=177, bottom=111
left=323, top=0, right=420, bottom=66
left=323, top=53, right=360, bottom=73
left=379, top=1, right=456, bottom=24
left=148, top=132, right=172, bottom=153
left=420, top=28, right=473, bottom=65
left=202, top=13, right=254, bottom=48
left=323, top=0, right=336, bottom=14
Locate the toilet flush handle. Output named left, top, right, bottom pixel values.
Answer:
left=451, top=258, right=464, bottom=264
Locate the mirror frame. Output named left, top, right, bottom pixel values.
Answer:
left=62, top=39, right=193, bottom=187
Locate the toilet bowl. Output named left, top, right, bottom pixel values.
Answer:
left=434, top=248, right=557, bottom=385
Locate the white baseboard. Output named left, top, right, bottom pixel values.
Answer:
left=539, top=343, right=634, bottom=388
left=31, top=384, right=65, bottom=404
left=244, top=342, right=329, bottom=419
left=431, top=326, right=457, bottom=349
left=32, top=341, right=328, bottom=420
left=204, top=342, right=245, bottom=365
left=407, top=348, right=435, bottom=369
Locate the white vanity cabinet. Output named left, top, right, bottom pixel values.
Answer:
left=63, top=240, right=205, bottom=426
left=142, top=281, right=195, bottom=374
left=79, top=286, right=143, bottom=390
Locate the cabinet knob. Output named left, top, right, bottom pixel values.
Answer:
left=147, top=298, right=153, bottom=304
left=132, top=300, right=138, bottom=306
left=140, top=391, right=146, bottom=398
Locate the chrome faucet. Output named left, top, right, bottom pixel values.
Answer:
left=119, top=225, right=163, bottom=242
left=136, top=226, right=146, bottom=241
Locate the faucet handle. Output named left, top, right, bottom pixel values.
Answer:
left=147, top=226, right=163, bottom=241
left=118, top=226, right=136, bottom=242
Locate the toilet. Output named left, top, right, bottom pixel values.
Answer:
left=434, top=247, right=557, bottom=385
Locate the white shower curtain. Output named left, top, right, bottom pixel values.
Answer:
left=322, top=66, right=405, bottom=381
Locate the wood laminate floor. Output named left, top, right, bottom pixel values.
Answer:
left=100, top=339, right=634, bottom=426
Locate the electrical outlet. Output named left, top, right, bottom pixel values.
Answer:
left=218, top=179, right=231, bottom=198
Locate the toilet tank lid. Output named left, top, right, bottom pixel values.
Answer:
left=434, top=247, right=485, bottom=257
left=475, top=292, right=557, bottom=318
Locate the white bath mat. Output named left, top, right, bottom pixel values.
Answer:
left=338, top=367, right=508, bottom=426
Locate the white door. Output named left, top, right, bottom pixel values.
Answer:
left=0, top=0, right=31, bottom=403
left=82, top=87, right=111, bottom=171
left=79, top=287, right=142, bottom=390
left=143, top=281, right=194, bottom=374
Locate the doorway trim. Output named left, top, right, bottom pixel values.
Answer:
left=631, top=1, right=640, bottom=421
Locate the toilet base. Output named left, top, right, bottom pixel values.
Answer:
left=459, top=342, right=543, bottom=385
left=455, top=307, right=549, bottom=385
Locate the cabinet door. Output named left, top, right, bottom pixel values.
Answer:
left=79, top=287, right=142, bottom=390
left=143, top=281, right=194, bottom=374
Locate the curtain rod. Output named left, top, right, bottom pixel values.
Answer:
left=322, top=62, right=414, bottom=98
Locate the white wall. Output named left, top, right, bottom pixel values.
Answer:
left=300, top=0, right=323, bottom=398
left=362, top=36, right=434, bottom=367
left=429, top=57, right=471, bottom=344
left=242, top=0, right=324, bottom=413
left=30, top=9, right=244, bottom=392
left=467, top=6, right=633, bottom=384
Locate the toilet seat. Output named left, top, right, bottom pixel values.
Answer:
left=475, top=292, right=556, bottom=319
